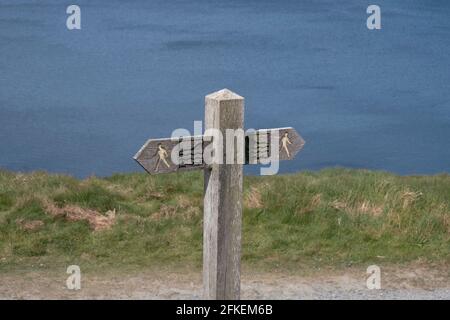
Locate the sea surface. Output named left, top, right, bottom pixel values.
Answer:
left=1, top=0, right=449, bottom=177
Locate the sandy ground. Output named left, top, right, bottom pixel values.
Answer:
left=1, top=265, right=449, bottom=300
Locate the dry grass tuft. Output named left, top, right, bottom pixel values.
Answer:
left=331, top=199, right=383, bottom=217
left=440, top=206, right=450, bottom=235
left=400, top=190, right=423, bottom=209
left=358, top=201, right=383, bottom=216
left=310, top=194, right=322, bottom=207
left=297, top=193, right=323, bottom=215
left=331, top=200, right=347, bottom=211
left=43, top=201, right=116, bottom=231
left=151, top=198, right=200, bottom=221
left=244, top=185, right=265, bottom=209
left=151, top=204, right=178, bottom=220
left=15, top=219, right=44, bottom=231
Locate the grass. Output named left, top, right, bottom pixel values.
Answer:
left=0, top=168, right=449, bottom=274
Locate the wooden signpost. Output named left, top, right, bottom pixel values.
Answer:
left=134, top=89, right=305, bottom=300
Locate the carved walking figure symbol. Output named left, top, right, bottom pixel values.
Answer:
left=155, top=144, right=171, bottom=171
left=281, top=132, right=292, bottom=158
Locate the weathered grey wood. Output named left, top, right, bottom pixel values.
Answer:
left=203, top=89, right=244, bottom=300
left=133, top=89, right=306, bottom=301
left=245, top=127, right=305, bottom=164
left=134, top=128, right=304, bottom=174
left=133, top=135, right=211, bottom=174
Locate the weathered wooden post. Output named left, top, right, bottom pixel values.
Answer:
left=203, top=89, right=244, bottom=300
left=133, top=88, right=305, bottom=300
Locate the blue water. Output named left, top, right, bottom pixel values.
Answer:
left=1, top=0, right=449, bottom=177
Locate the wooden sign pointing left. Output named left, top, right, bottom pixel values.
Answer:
left=134, top=135, right=211, bottom=174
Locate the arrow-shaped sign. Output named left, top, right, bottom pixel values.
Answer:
left=134, top=135, right=211, bottom=174
left=246, top=127, right=305, bottom=164
left=134, top=127, right=305, bottom=174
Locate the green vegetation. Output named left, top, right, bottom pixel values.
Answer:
left=0, top=168, right=449, bottom=273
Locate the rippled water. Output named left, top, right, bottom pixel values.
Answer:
left=0, top=0, right=449, bottom=177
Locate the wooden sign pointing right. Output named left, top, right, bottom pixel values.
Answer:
left=246, top=127, right=305, bottom=164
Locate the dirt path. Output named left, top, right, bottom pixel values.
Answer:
left=1, top=265, right=449, bottom=300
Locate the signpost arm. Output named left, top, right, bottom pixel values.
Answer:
left=203, top=89, right=244, bottom=300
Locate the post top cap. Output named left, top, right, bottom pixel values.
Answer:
left=206, top=88, right=243, bottom=101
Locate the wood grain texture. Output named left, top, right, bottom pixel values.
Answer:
left=134, top=135, right=211, bottom=174
left=245, top=127, right=305, bottom=164
left=134, top=127, right=305, bottom=174
left=203, top=89, right=244, bottom=300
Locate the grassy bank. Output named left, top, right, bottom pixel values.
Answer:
left=0, top=168, right=449, bottom=273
